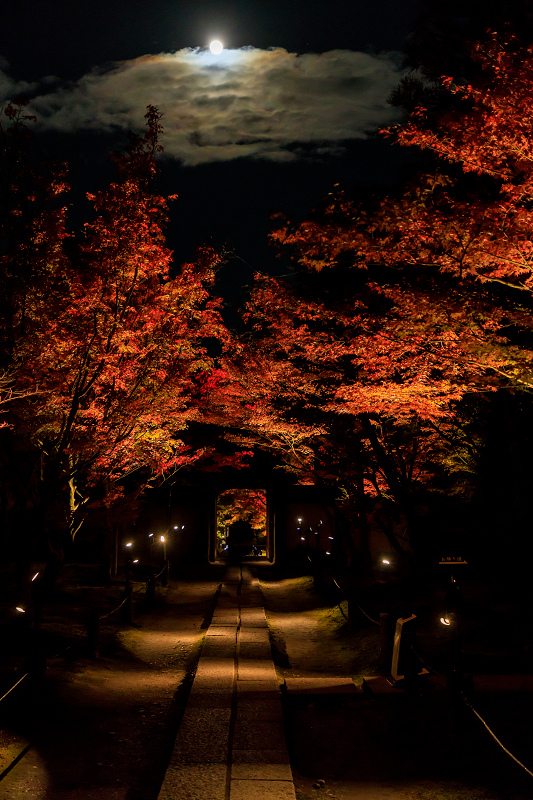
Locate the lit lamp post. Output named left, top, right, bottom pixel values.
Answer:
left=125, top=541, right=133, bottom=589
left=439, top=555, right=468, bottom=689
left=160, top=535, right=169, bottom=586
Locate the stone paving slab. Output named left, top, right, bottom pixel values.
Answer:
left=158, top=569, right=295, bottom=800
left=201, top=640, right=237, bottom=659
left=284, top=676, right=360, bottom=694
left=233, top=719, right=286, bottom=750
left=204, top=625, right=237, bottom=636
left=239, top=641, right=273, bottom=660
left=167, top=708, right=231, bottom=764
left=232, top=763, right=294, bottom=781
left=239, top=628, right=271, bottom=643
left=232, top=748, right=291, bottom=766
left=158, top=765, right=227, bottom=800
left=240, top=608, right=268, bottom=623
left=236, top=678, right=280, bottom=695
left=235, top=698, right=284, bottom=721
left=238, top=660, right=278, bottom=681
left=230, top=779, right=297, bottom=799
left=194, top=658, right=235, bottom=679
left=362, top=675, right=401, bottom=693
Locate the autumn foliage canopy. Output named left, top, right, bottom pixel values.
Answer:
left=2, top=32, right=533, bottom=563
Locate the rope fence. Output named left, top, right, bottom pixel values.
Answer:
left=0, top=673, right=29, bottom=705
left=0, top=559, right=176, bottom=784
left=460, top=692, right=533, bottom=781
left=0, top=561, right=171, bottom=706
left=98, top=592, right=132, bottom=621
left=330, top=575, right=380, bottom=626
left=325, top=565, right=533, bottom=784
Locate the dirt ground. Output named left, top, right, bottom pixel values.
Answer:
left=1, top=565, right=533, bottom=800
left=259, top=572, right=533, bottom=800
left=0, top=568, right=222, bottom=800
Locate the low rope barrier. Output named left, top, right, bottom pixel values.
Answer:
left=133, top=563, right=167, bottom=593
left=0, top=673, right=30, bottom=705
left=410, top=645, right=444, bottom=677
left=461, top=691, right=533, bottom=781
left=330, top=577, right=350, bottom=621
left=331, top=576, right=380, bottom=625
left=98, top=593, right=131, bottom=621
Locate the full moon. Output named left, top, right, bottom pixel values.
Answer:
left=209, top=40, right=224, bottom=54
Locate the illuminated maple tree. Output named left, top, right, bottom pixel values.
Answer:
left=203, top=265, right=512, bottom=558
left=0, top=105, right=231, bottom=569
left=258, top=33, right=533, bottom=559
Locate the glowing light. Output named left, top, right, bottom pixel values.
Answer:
left=300, top=537, right=305, bottom=541
left=16, top=606, right=25, bottom=613
left=328, top=536, right=334, bottom=540
left=326, top=551, right=331, bottom=555
left=297, top=518, right=303, bottom=523
left=31, top=572, right=40, bottom=581
left=382, top=558, right=390, bottom=565
left=126, top=542, right=133, bottom=548
left=133, top=559, right=139, bottom=564
left=440, top=617, right=451, bottom=626
left=149, top=533, right=153, bottom=538
left=160, top=535, right=165, bottom=543
left=210, top=40, right=223, bottom=55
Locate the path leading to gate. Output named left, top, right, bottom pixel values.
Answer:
left=158, top=565, right=296, bottom=800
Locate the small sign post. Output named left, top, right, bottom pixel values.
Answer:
left=390, top=614, right=428, bottom=684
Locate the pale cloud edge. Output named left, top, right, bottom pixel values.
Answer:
left=1, top=48, right=406, bottom=166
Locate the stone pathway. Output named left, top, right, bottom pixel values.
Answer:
left=158, top=566, right=296, bottom=800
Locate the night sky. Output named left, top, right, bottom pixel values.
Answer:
left=1, top=1, right=419, bottom=274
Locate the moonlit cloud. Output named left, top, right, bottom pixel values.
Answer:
left=1, top=48, right=405, bottom=166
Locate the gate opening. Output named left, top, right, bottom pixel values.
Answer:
left=214, top=488, right=271, bottom=562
